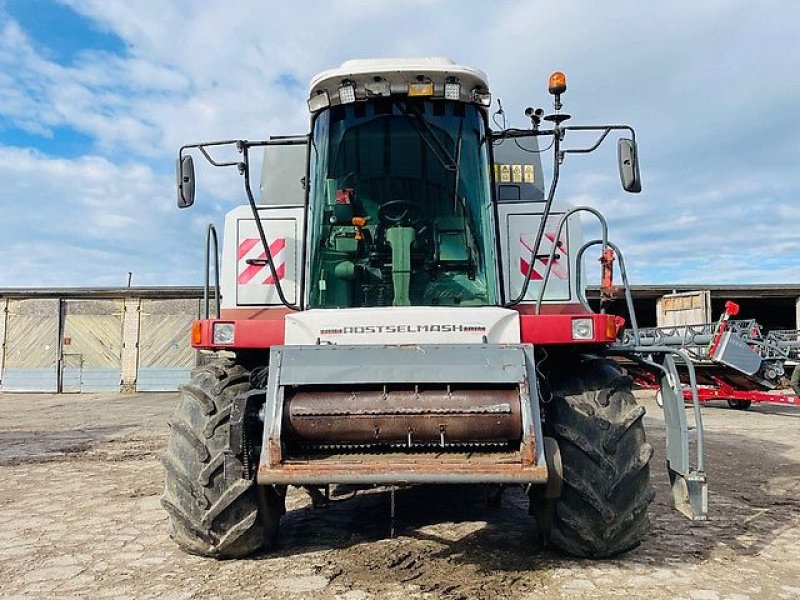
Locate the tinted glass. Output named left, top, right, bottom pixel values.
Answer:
left=308, top=99, right=497, bottom=308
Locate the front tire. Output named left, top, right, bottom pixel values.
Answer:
left=536, top=357, right=655, bottom=558
left=161, top=360, right=284, bottom=558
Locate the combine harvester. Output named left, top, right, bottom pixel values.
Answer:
left=164, top=58, right=708, bottom=560
left=625, top=301, right=800, bottom=410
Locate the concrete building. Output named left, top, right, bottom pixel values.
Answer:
left=1, top=285, right=799, bottom=392
left=0, top=287, right=208, bottom=393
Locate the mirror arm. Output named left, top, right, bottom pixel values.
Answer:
left=177, top=138, right=300, bottom=311
left=562, top=128, right=612, bottom=155
left=563, top=125, right=636, bottom=154
left=560, top=125, right=636, bottom=156
left=490, top=128, right=556, bottom=141
left=564, top=124, right=635, bottom=139
left=180, top=139, right=272, bottom=169
left=199, top=145, right=239, bottom=168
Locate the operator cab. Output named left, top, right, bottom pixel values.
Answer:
left=305, top=58, right=498, bottom=308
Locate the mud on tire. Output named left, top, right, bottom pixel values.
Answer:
left=537, top=357, right=655, bottom=558
left=161, top=360, right=284, bottom=558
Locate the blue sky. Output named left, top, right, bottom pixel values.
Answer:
left=0, top=0, right=799, bottom=287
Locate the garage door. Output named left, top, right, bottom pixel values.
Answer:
left=61, top=299, right=123, bottom=393
left=2, top=299, right=59, bottom=392
left=137, top=299, right=198, bottom=391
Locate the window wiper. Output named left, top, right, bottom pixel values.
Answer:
left=397, top=102, right=457, bottom=170
left=451, top=117, right=464, bottom=213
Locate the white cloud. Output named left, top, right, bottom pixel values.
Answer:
left=0, top=146, right=215, bottom=286
left=0, top=0, right=798, bottom=286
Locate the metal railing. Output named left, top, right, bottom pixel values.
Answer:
left=204, top=223, right=221, bottom=320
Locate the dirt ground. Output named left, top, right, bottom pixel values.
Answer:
left=1, top=390, right=799, bottom=600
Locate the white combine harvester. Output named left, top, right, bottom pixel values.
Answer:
left=163, top=58, right=707, bottom=559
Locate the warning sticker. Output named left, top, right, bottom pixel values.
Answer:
left=499, top=164, right=511, bottom=183
left=524, top=164, right=535, bottom=183
left=512, top=164, right=522, bottom=183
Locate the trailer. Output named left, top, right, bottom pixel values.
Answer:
left=624, top=301, right=800, bottom=410
left=682, top=380, right=799, bottom=410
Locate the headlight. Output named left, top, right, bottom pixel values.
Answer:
left=571, top=318, right=594, bottom=340
left=338, top=83, right=356, bottom=104
left=307, top=90, right=330, bottom=112
left=212, top=322, right=235, bottom=345
left=471, top=87, right=491, bottom=106
left=444, top=81, right=461, bottom=100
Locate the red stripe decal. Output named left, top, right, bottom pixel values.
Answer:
left=237, top=238, right=259, bottom=260
left=263, top=263, right=287, bottom=285
left=237, top=239, right=287, bottom=285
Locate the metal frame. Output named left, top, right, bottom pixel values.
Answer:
left=256, top=344, right=548, bottom=485
left=495, top=124, right=637, bottom=308
left=203, top=224, right=220, bottom=320
left=678, top=378, right=800, bottom=408
left=624, top=316, right=800, bottom=391
left=606, top=345, right=708, bottom=519
left=179, top=138, right=306, bottom=311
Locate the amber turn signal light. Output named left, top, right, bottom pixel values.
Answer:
left=191, top=321, right=203, bottom=345
left=606, top=316, right=618, bottom=339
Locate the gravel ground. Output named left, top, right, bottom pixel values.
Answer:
left=1, top=390, right=799, bottom=599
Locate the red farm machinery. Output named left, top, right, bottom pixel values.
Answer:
left=628, top=301, right=800, bottom=410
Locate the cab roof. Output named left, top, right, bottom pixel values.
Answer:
left=307, top=57, right=490, bottom=112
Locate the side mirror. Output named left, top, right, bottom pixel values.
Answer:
left=176, top=155, right=195, bottom=208
left=617, top=138, right=642, bottom=193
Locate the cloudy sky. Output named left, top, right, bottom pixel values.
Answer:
left=0, top=0, right=798, bottom=287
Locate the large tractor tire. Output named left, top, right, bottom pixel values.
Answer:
left=161, top=360, right=284, bottom=558
left=537, top=357, right=655, bottom=558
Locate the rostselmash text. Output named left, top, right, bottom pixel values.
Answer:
left=319, top=324, right=488, bottom=335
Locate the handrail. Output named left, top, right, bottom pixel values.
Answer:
left=575, top=239, right=640, bottom=345
left=533, top=206, right=608, bottom=314
left=531, top=206, right=639, bottom=345
left=204, top=223, right=221, bottom=319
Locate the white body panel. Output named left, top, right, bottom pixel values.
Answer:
left=285, top=307, right=520, bottom=346
left=497, top=202, right=584, bottom=304
left=221, top=205, right=304, bottom=309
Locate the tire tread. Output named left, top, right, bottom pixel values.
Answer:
left=161, top=359, right=282, bottom=558
left=539, top=357, right=655, bottom=558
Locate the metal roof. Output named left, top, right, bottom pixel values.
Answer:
left=586, top=284, right=800, bottom=300
left=0, top=287, right=209, bottom=299
left=1, top=285, right=798, bottom=301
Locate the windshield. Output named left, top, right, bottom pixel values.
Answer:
left=307, top=98, right=498, bottom=308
